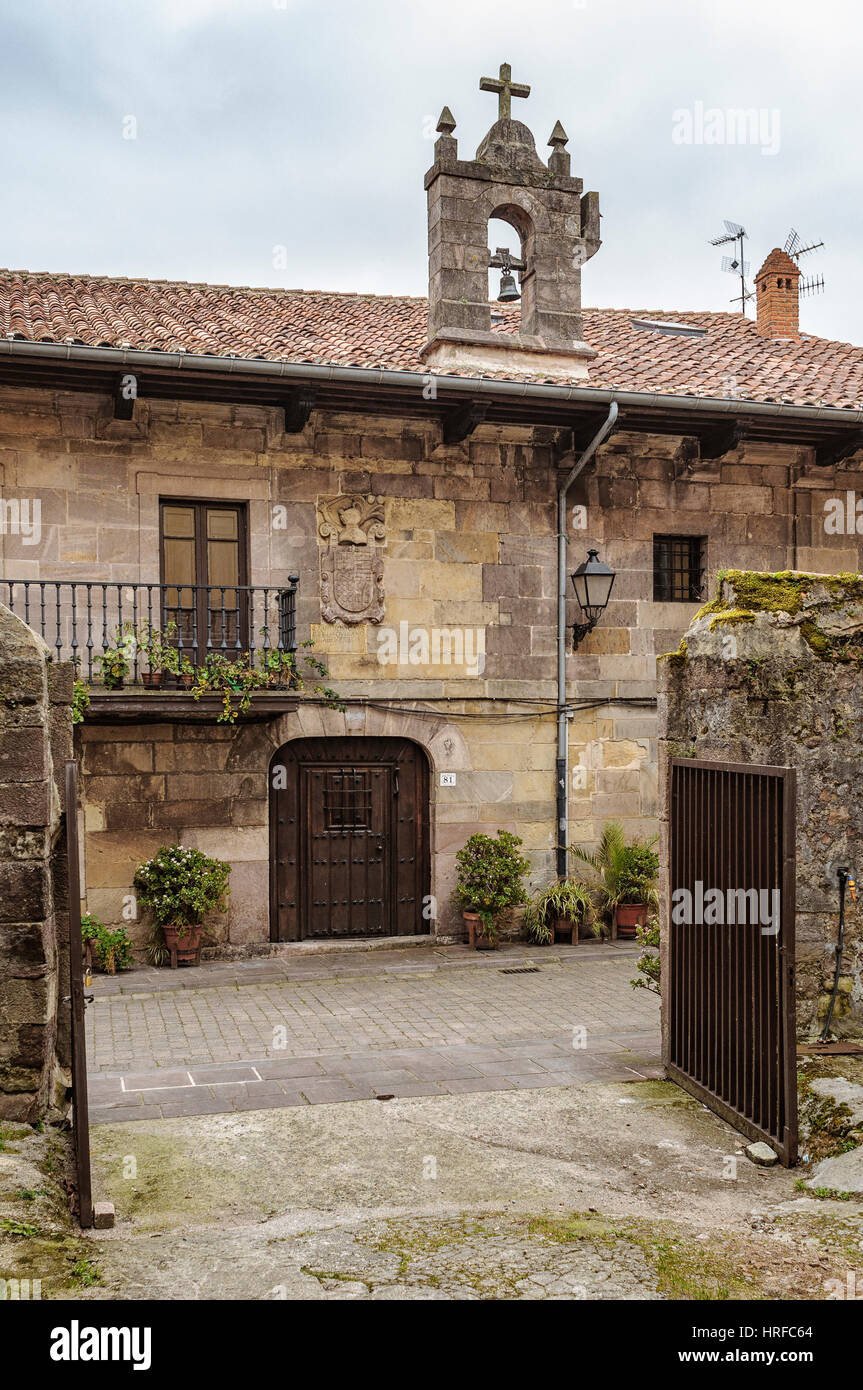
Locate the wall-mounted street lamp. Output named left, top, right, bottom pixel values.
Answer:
left=570, top=548, right=616, bottom=649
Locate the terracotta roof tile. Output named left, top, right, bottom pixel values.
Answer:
left=1, top=269, right=862, bottom=410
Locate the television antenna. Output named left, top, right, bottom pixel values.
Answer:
left=710, top=220, right=753, bottom=314
left=784, top=228, right=826, bottom=299
left=799, top=274, right=826, bottom=299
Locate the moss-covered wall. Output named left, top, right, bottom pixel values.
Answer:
left=658, top=569, right=863, bottom=1039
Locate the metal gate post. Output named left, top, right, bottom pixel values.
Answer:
left=65, top=759, right=93, bottom=1228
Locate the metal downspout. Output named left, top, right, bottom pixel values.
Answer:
left=556, top=402, right=619, bottom=877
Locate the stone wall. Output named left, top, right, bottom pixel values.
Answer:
left=77, top=701, right=555, bottom=947
left=2, top=386, right=862, bottom=936
left=658, top=570, right=863, bottom=1038
left=0, top=603, right=73, bottom=1120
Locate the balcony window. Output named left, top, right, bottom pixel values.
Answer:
left=160, top=501, right=249, bottom=656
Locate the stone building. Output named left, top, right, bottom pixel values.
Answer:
left=1, top=63, right=863, bottom=952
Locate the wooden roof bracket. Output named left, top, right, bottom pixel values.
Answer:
left=442, top=398, right=488, bottom=445
left=697, top=419, right=748, bottom=461
left=113, top=371, right=138, bottom=419
left=283, top=387, right=317, bottom=433
left=814, top=429, right=863, bottom=468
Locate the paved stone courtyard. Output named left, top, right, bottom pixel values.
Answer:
left=86, top=941, right=661, bottom=1124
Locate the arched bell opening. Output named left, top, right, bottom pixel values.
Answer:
left=487, top=204, right=536, bottom=328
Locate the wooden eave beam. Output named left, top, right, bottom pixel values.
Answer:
left=0, top=355, right=860, bottom=451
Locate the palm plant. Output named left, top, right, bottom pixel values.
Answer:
left=570, top=820, right=659, bottom=936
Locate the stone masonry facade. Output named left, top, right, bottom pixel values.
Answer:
left=2, top=385, right=863, bottom=948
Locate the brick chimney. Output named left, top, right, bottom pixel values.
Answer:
left=754, top=248, right=800, bottom=338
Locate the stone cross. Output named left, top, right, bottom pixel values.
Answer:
left=479, top=62, right=530, bottom=120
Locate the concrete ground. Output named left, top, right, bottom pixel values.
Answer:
left=56, top=942, right=863, bottom=1300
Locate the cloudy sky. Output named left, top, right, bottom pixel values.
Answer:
left=1, top=0, right=859, bottom=342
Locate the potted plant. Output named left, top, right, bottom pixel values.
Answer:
left=134, top=844, right=231, bottom=967
left=138, top=620, right=180, bottom=689
left=614, top=843, right=660, bottom=938
left=192, top=651, right=260, bottom=722
left=571, top=821, right=659, bottom=940
left=524, top=878, right=594, bottom=945
left=177, top=655, right=197, bottom=689
left=95, top=622, right=137, bottom=690
left=81, top=912, right=134, bottom=975
left=453, top=830, right=530, bottom=950
left=259, top=646, right=299, bottom=689
left=190, top=642, right=344, bottom=724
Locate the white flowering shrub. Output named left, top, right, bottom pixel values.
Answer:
left=133, top=844, right=231, bottom=929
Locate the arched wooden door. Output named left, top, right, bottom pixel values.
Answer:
left=270, top=737, right=430, bottom=941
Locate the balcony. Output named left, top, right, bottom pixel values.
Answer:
left=2, top=578, right=300, bottom=719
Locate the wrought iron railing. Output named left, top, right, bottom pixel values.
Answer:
left=2, top=578, right=299, bottom=687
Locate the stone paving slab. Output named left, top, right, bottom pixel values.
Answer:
left=88, top=941, right=636, bottom=994
left=86, top=941, right=661, bottom=1123
left=88, top=1038, right=662, bottom=1123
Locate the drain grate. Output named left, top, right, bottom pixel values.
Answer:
left=499, top=966, right=541, bottom=975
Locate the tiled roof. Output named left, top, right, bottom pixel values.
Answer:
left=2, top=269, right=863, bottom=410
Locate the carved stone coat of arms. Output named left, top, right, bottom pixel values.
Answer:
left=318, top=494, right=385, bottom=624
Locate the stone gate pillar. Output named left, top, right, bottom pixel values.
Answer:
left=658, top=571, right=863, bottom=1039
left=0, top=603, right=74, bottom=1120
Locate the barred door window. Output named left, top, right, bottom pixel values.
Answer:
left=324, top=770, right=372, bottom=830
left=653, top=535, right=706, bottom=603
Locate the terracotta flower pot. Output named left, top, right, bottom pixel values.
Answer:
left=142, top=671, right=163, bottom=689
left=178, top=672, right=195, bottom=689
left=162, top=922, right=203, bottom=965
left=553, top=915, right=578, bottom=944
left=463, top=910, right=498, bottom=950
left=462, top=911, right=481, bottom=947
left=614, top=903, right=648, bottom=940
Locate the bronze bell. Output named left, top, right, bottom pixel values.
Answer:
left=497, top=270, right=520, bottom=302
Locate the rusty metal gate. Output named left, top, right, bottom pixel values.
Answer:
left=667, top=758, right=798, bottom=1165
left=65, top=760, right=93, bottom=1227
